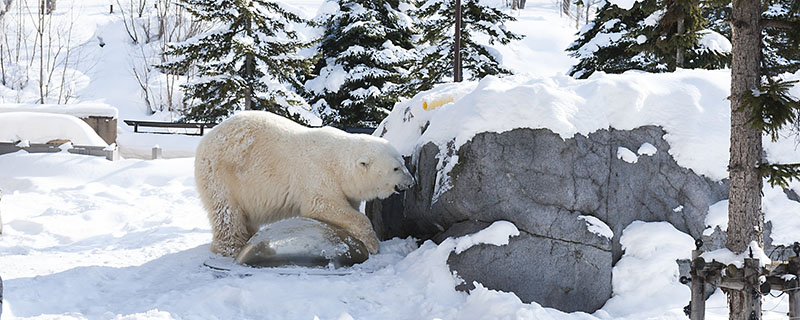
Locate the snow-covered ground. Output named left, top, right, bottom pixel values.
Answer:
left=1, top=0, right=800, bottom=319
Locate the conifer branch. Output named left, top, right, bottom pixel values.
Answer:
left=761, top=18, right=800, bottom=30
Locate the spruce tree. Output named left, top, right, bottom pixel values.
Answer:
left=412, top=0, right=523, bottom=91
left=159, top=0, right=311, bottom=123
left=726, top=0, right=798, bottom=316
left=304, top=0, right=417, bottom=127
left=567, top=0, right=731, bottom=78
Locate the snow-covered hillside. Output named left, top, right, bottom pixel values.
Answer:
left=1, top=0, right=799, bottom=319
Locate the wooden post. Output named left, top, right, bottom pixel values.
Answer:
left=110, top=4, right=113, bottom=13
left=743, top=258, right=762, bottom=320
left=690, top=250, right=706, bottom=320
left=790, top=257, right=800, bottom=319
left=453, top=0, right=462, bottom=83
left=152, top=146, right=162, bottom=160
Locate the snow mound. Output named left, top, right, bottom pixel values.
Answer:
left=601, top=221, right=695, bottom=318
left=0, top=103, right=118, bottom=118
left=378, top=70, right=733, bottom=197
left=0, top=112, right=108, bottom=146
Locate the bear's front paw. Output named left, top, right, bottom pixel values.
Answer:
left=362, top=234, right=380, bottom=254
left=211, top=240, right=243, bottom=257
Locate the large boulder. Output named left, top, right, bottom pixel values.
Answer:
left=367, top=125, right=729, bottom=312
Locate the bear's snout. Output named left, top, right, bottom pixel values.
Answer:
left=395, top=172, right=415, bottom=192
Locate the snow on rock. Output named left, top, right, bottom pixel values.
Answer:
left=762, top=181, right=800, bottom=246
left=378, top=69, right=733, bottom=200
left=0, top=112, right=107, bottom=146
left=601, top=221, right=695, bottom=318
left=704, top=200, right=728, bottom=236
left=0, top=103, right=118, bottom=118
left=453, top=221, right=520, bottom=254
left=637, top=142, right=657, bottom=156
left=701, top=241, right=771, bottom=268
left=616, top=147, right=638, bottom=164
left=578, top=215, right=613, bottom=239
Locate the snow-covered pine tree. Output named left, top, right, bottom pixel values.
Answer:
left=304, top=0, right=417, bottom=127
left=762, top=0, right=800, bottom=77
left=567, top=0, right=731, bottom=78
left=412, top=0, right=523, bottom=91
left=158, top=0, right=311, bottom=123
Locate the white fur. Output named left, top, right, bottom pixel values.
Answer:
left=195, top=111, right=413, bottom=257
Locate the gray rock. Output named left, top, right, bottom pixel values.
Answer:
left=367, top=126, right=729, bottom=312
left=235, top=217, right=368, bottom=268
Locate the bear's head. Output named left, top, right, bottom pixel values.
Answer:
left=345, top=137, right=414, bottom=201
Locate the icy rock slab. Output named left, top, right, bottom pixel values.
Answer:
left=235, top=217, right=368, bottom=268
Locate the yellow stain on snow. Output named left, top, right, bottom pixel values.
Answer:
left=422, top=96, right=454, bottom=111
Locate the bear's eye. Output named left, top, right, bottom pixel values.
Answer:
left=393, top=167, right=400, bottom=172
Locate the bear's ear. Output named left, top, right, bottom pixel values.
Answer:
left=357, top=156, right=371, bottom=169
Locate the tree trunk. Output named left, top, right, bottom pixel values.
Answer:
left=245, top=52, right=253, bottom=110
left=454, top=0, right=462, bottom=82
left=676, top=18, right=685, bottom=68
left=244, top=12, right=253, bottom=111
left=519, top=0, right=526, bottom=8
left=726, top=0, right=763, bottom=318
left=511, top=0, right=519, bottom=9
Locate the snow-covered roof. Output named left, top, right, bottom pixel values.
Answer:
left=0, top=112, right=108, bottom=146
left=0, top=103, right=119, bottom=119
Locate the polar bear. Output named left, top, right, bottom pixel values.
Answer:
left=195, top=111, right=414, bottom=257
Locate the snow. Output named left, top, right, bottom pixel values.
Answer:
left=762, top=181, right=800, bottom=245
left=616, top=147, right=638, bottom=164
left=0, top=112, right=108, bottom=146
left=608, top=0, right=644, bottom=10
left=697, top=29, right=732, bottom=53
left=701, top=241, right=772, bottom=268
left=1, top=0, right=799, bottom=318
left=578, top=215, right=613, bottom=239
left=636, top=142, right=657, bottom=156
left=704, top=200, right=729, bottom=236
left=0, top=103, right=118, bottom=118
left=453, top=221, right=519, bottom=254
left=601, top=221, right=695, bottom=318
left=378, top=69, right=735, bottom=200
left=0, top=152, right=743, bottom=319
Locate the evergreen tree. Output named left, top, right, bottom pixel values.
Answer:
left=159, top=0, right=311, bottom=123
left=567, top=0, right=731, bottom=78
left=725, top=0, right=798, bottom=316
left=412, top=0, right=523, bottom=91
left=304, top=0, right=417, bottom=127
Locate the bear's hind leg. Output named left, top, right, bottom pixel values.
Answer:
left=208, top=202, right=252, bottom=257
